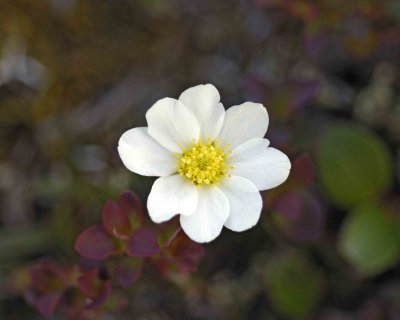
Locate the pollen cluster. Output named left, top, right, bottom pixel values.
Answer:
left=176, top=140, right=230, bottom=186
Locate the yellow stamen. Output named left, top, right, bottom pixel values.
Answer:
left=176, top=139, right=231, bottom=186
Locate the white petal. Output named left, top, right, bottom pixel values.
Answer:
left=217, top=102, right=269, bottom=148
left=229, top=138, right=270, bottom=163
left=147, top=175, right=198, bottom=223
left=179, top=84, right=225, bottom=141
left=220, top=176, right=263, bottom=232
left=146, top=97, right=200, bottom=153
left=230, top=138, right=291, bottom=191
left=118, top=127, right=176, bottom=177
left=180, top=186, right=229, bottom=243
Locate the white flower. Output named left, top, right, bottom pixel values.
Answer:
left=118, top=84, right=291, bottom=243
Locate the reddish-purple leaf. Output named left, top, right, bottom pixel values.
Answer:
left=292, top=193, right=325, bottom=242
left=77, top=269, right=100, bottom=299
left=75, top=225, right=118, bottom=260
left=102, top=200, right=132, bottom=239
left=113, top=260, right=143, bottom=287
left=126, top=227, right=160, bottom=257
left=291, top=153, right=315, bottom=186
left=273, top=191, right=303, bottom=221
left=164, top=229, right=205, bottom=272
left=77, top=269, right=112, bottom=309
left=36, top=292, right=63, bottom=317
left=170, top=231, right=205, bottom=260
left=29, top=260, right=66, bottom=292
left=86, top=280, right=112, bottom=309
left=155, top=217, right=181, bottom=245
left=25, top=290, right=63, bottom=317
left=272, top=191, right=325, bottom=243
left=118, top=191, right=144, bottom=228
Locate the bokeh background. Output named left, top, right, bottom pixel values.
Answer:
left=1, top=0, right=400, bottom=319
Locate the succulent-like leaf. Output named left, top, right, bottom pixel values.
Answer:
left=75, top=225, right=118, bottom=260
left=113, top=260, right=143, bottom=287
left=118, top=191, right=144, bottom=229
left=291, top=154, right=315, bottom=187
left=77, top=269, right=112, bottom=309
left=29, top=260, right=66, bottom=292
left=126, top=227, right=160, bottom=257
left=317, top=124, right=392, bottom=207
left=338, top=202, right=400, bottom=276
left=264, top=251, right=324, bottom=318
left=102, top=200, right=132, bottom=239
left=272, top=191, right=325, bottom=243
left=26, top=291, right=63, bottom=317
left=163, top=229, right=205, bottom=272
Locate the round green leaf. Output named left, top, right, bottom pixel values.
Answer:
left=338, top=202, right=400, bottom=276
left=317, top=123, right=392, bottom=207
left=264, top=251, right=324, bottom=318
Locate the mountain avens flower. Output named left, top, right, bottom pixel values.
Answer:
left=118, top=84, right=291, bottom=243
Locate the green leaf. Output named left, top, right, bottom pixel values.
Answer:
left=317, top=123, right=392, bottom=207
left=338, top=202, right=400, bottom=276
left=264, top=251, right=324, bottom=318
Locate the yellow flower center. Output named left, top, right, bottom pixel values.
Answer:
left=176, top=139, right=231, bottom=186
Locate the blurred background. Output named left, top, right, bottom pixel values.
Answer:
left=1, top=0, right=400, bottom=319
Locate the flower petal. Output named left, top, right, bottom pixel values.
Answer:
left=178, top=84, right=225, bottom=141
left=180, top=186, right=229, bottom=243
left=118, top=127, right=176, bottom=176
left=147, top=174, right=198, bottom=223
left=220, top=175, right=263, bottom=232
left=217, top=102, right=269, bottom=148
left=146, top=97, right=200, bottom=153
left=230, top=138, right=291, bottom=191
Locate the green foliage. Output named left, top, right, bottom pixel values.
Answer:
left=338, top=202, right=400, bottom=276
left=264, top=251, right=324, bottom=318
left=1, top=0, right=400, bottom=318
left=317, top=124, right=392, bottom=207
left=0, top=227, right=51, bottom=272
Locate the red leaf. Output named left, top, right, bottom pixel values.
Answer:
left=155, top=217, right=181, bottom=245
left=77, top=269, right=112, bottom=309
left=29, top=260, right=66, bottom=293
left=75, top=225, right=118, bottom=260
left=86, top=280, right=111, bottom=309
left=291, top=153, right=315, bottom=186
left=273, top=191, right=303, bottom=220
left=77, top=269, right=99, bottom=299
left=118, top=191, right=144, bottom=228
left=126, top=227, right=160, bottom=257
left=164, top=229, right=205, bottom=272
left=102, top=200, right=132, bottom=239
left=272, top=191, right=325, bottom=243
left=33, top=292, right=63, bottom=317
left=113, top=260, right=143, bottom=287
